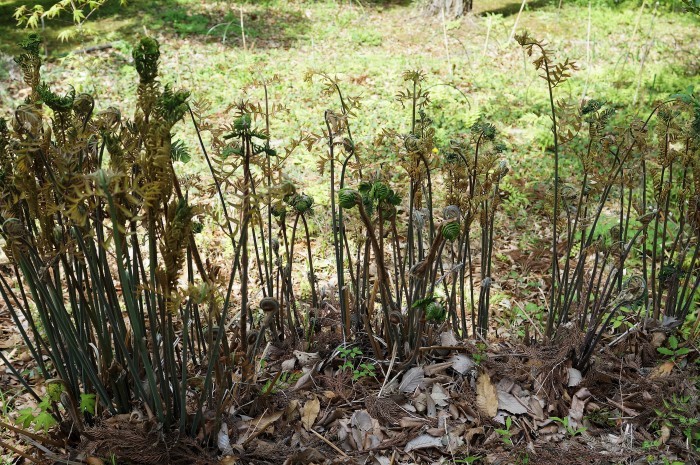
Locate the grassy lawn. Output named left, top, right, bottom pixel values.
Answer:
left=1, top=1, right=697, bottom=172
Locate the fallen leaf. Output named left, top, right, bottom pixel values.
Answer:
left=651, top=331, right=666, bottom=348
left=440, top=330, right=458, bottom=347
left=649, top=361, right=674, bottom=379
left=293, top=350, right=320, bottom=368
left=301, top=397, right=320, bottom=430
left=465, top=426, right=485, bottom=444
left=0, top=333, right=21, bottom=349
left=449, top=354, right=476, bottom=375
left=399, top=417, right=426, bottom=428
left=399, top=367, right=425, bottom=393
left=291, top=370, right=314, bottom=391
left=372, top=456, right=391, bottom=465
left=351, top=410, right=374, bottom=432
left=430, top=383, right=449, bottom=407
left=529, top=396, right=545, bottom=420
left=568, top=388, right=590, bottom=428
left=567, top=368, right=582, bottom=387
left=281, top=358, right=296, bottom=371
left=424, top=361, right=453, bottom=376
left=414, top=392, right=427, bottom=413
left=238, top=410, right=284, bottom=445
left=426, top=391, right=437, bottom=417
left=476, top=371, right=498, bottom=417
left=404, top=434, right=443, bottom=452
left=217, top=422, right=233, bottom=455
left=497, top=390, right=528, bottom=415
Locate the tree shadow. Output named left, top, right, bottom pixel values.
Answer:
left=474, top=0, right=552, bottom=16
left=362, top=0, right=414, bottom=7
left=0, top=0, right=311, bottom=55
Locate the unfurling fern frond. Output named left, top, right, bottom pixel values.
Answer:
left=14, top=34, right=42, bottom=99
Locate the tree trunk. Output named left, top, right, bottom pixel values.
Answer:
left=427, top=0, right=472, bottom=18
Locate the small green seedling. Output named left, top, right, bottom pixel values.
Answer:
left=472, top=342, right=488, bottom=365
left=494, top=416, right=514, bottom=446
left=353, top=362, right=376, bottom=381
left=336, top=345, right=376, bottom=381
left=550, top=416, right=587, bottom=437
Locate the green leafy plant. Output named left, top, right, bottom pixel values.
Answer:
left=13, top=0, right=127, bottom=41
left=657, top=335, right=692, bottom=361
left=494, top=416, right=514, bottom=446
left=336, top=345, right=376, bottom=380
left=16, top=390, right=60, bottom=433
left=550, top=416, right=587, bottom=437
left=353, top=362, right=377, bottom=381
left=653, top=395, right=700, bottom=452
left=472, top=342, right=487, bottom=365
left=337, top=345, right=363, bottom=371
left=260, top=371, right=302, bottom=394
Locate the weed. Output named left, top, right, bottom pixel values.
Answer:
left=471, top=342, right=488, bottom=365
left=336, top=345, right=377, bottom=381
left=657, top=335, right=692, bottom=362
left=494, top=416, right=514, bottom=446
left=653, top=395, right=700, bottom=452
left=550, top=416, right=587, bottom=437
left=261, top=371, right=302, bottom=394
left=351, top=30, right=382, bottom=46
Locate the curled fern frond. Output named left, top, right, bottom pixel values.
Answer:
left=95, top=107, right=121, bottom=132
left=372, top=182, right=389, bottom=201
left=37, top=82, right=75, bottom=112
left=287, top=193, right=313, bottom=213
left=73, top=93, right=94, bottom=123
left=133, top=37, right=160, bottom=84
left=402, top=69, right=426, bottom=84
left=338, top=188, right=359, bottom=209
left=271, top=202, right=287, bottom=219
left=471, top=120, right=496, bottom=140
left=156, top=85, right=190, bottom=126
left=581, top=99, right=603, bottom=115
left=426, top=301, right=446, bottom=323
left=441, top=221, right=461, bottom=241
left=18, top=33, right=42, bottom=56
left=443, top=205, right=461, bottom=220
left=14, top=34, right=42, bottom=96
left=13, top=104, right=42, bottom=136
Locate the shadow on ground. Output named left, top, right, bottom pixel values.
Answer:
left=0, top=0, right=311, bottom=55
left=474, top=0, right=552, bottom=16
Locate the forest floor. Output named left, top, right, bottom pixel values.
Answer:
left=1, top=0, right=700, bottom=464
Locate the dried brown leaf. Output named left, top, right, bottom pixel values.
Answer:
left=301, top=396, right=320, bottom=431
left=476, top=371, right=498, bottom=417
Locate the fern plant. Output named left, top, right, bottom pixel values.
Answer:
left=517, top=32, right=700, bottom=371
left=0, top=35, right=235, bottom=442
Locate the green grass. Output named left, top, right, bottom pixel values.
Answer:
left=0, top=0, right=698, bottom=193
